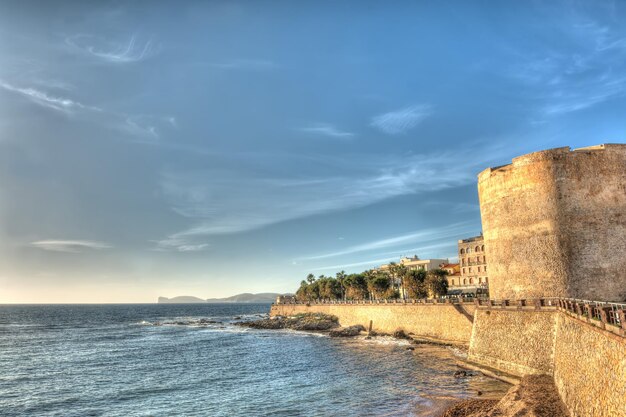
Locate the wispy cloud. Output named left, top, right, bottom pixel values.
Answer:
left=506, top=18, right=626, bottom=117
left=153, top=237, right=210, bottom=252
left=209, top=59, right=277, bottom=71
left=370, top=105, right=433, bottom=135
left=31, top=240, right=111, bottom=253
left=66, top=34, right=157, bottom=63
left=308, top=240, right=462, bottom=272
left=297, top=123, right=355, bottom=139
left=0, top=81, right=99, bottom=114
left=0, top=79, right=174, bottom=139
left=123, top=115, right=161, bottom=138
left=154, top=144, right=510, bottom=250
left=299, top=223, right=472, bottom=261
left=310, top=257, right=399, bottom=272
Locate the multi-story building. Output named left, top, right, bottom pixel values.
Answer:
left=457, top=235, right=489, bottom=291
left=439, top=263, right=461, bottom=288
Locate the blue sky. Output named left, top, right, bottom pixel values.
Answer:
left=1, top=0, right=625, bottom=302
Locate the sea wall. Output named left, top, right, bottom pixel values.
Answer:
left=270, top=303, right=476, bottom=344
left=467, top=305, right=626, bottom=417
left=552, top=312, right=626, bottom=417
left=274, top=301, right=626, bottom=415
left=468, top=309, right=558, bottom=376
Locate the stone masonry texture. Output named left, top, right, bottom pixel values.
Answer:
left=478, top=144, right=626, bottom=301
left=552, top=313, right=626, bottom=417
left=270, top=303, right=476, bottom=344
left=468, top=310, right=557, bottom=376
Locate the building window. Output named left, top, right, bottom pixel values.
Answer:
left=481, top=245, right=485, bottom=251
left=485, top=277, right=488, bottom=283
left=451, top=279, right=455, bottom=286
left=475, top=245, right=480, bottom=252
left=463, top=279, right=467, bottom=285
left=484, top=266, right=487, bottom=272
left=469, top=267, right=473, bottom=273
left=478, top=277, right=482, bottom=283
left=478, top=266, right=481, bottom=272
left=469, top=278, right=473, bottom=284
left=460, top=248, right=465, bottom=255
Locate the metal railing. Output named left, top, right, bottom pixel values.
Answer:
left=276, top=296, right=479, bottom=306
left=474, top=297, right=559, bottom=308
left=557, top=298, right=626, bottom=330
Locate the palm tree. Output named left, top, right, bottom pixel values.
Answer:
left=336, top=270, right=347, bottom=300
left=388, top=263, right=408, bottom=298
left=397, top=265, right=408, bottom=299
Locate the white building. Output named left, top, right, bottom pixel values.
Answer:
left=379, top=255, right=449, bottom=272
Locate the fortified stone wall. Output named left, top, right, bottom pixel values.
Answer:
left=467, top=305, right=626, bottom=417
left=478, top=144, right=626, bottom=301
left=553, top=313, right=626, bottom=417
left=468, top=309, right=557, bottom=376
left=270, top=303, right=476, bottom=344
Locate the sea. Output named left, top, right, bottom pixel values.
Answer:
left=0, top=304, right=509, bottom=417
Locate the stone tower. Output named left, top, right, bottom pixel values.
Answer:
left=477, top=144, right=626, bottom=302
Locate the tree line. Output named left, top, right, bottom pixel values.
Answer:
left=295, top=263, right=449, bottom=302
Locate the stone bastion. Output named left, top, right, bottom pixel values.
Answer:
left=477, top=144, right=626, bottom=302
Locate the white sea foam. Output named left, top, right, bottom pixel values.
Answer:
left=354, top=335, right=412, bottom=346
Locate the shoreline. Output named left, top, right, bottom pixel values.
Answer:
left=237, top=313, right=514, bottom=415
left=241, top=312, right=576, bottom=417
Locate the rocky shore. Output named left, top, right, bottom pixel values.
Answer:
left=239, top=314, right=571, bottom=417
left=235, top=313, right=342, bottom=331
left=235, top=313, right=415, bottom=340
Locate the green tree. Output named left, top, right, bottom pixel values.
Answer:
left=318, top=277, right=342, bottom=300
left=367, top=274, right=391, bottom=299
left=425, top=269, right=449, bottom=298
left=307, top=280, right=321, bottom=300
left=306, top=273, right=316, bottom=284
left=295, top=280, right=309, bottom=302
left=344, top=274, right=369, bottom=300
left=404, top=269, right=428, bottom=299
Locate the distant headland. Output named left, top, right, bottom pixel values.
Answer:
left=158, top=293, right=287, bottom=304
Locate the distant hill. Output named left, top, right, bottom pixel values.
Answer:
left=158, top=293, right=287, bottom=304
left=158, top=296, right=207, bottom=304
left=206, top=293, right=283, bottom=303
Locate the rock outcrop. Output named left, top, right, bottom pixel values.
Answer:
left=235, top=313, right=340, bottom=331
left=329, top=325, right=366, bottom=337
